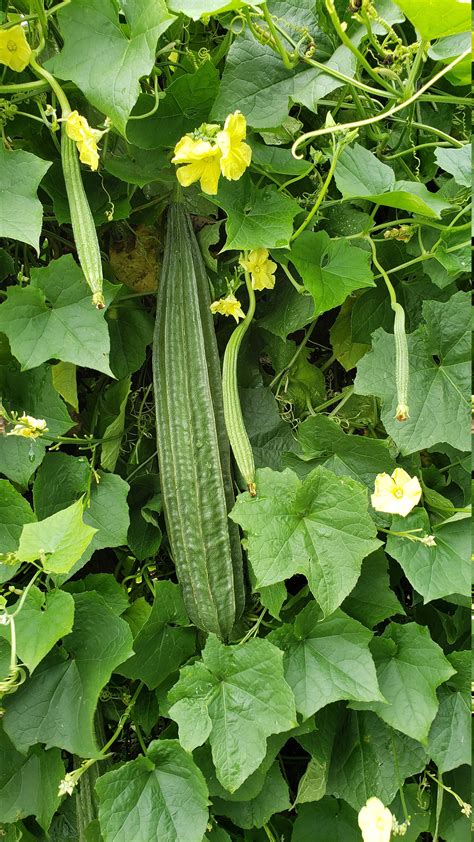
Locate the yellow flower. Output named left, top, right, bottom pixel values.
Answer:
left=216, top=111, right=252, bottom=181
left=7, top=414, right=48, bottom=440
left=172, top=135, right=222, bottom=195
left=358, top=797, right=393, bottom=842
left=210, top=294, right=245, bottom=323
left=371, top=468, right=422, bottom=517
left=240, top=248, right=277, bottom=291
left=65, top=111, right=103, bottom=171
left=0, top=25, right=31, bottom=73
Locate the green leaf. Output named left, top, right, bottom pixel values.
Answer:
left=335, top=143, right=451, bottom=217
left=427, top=685, right=470, bottom=773
left=435, top=144, right=472, bottom=188
left=53, top=0, right=175, bottom=135
left=270, top=603, right=383, bottom=718
left=0, top=146, right=51, bottom=253
left=355, top=291, right=470, bottom=454
left=211, top=31, right=355, bottom=129
left=95, top=739, right=209, bottom=842
left=327, top=709, right=428, bottom=811
left=248, top=139, right=313, bottom=176
left=392, top=0, right=470, bottom=40
left=292, top=799, right=360, bottom=842
left=168, top=0, right=258, bottom=19
left=127, top=62, right=220, bottom=148
left=258, top=281, right=314, bottom=340
left=99, top=376, right=132, bottom=472
left=0, top=256, right=114, bottom=375
left=0, top=479, right=35, bottom=583
left=350, top=622, right=455, bottom=743
left=295, top=414, right=397, bottom=489
left=168, top=635, right=297, bottom=792
left=118, top=581, right=196, bottom=689
left=208, top=176, right=300, bottom=251
left=342, top=550, right=404, bottom=629
left=17, top=499, right=97, bottom=575
left=103, top=146, right=169, bottom=187
left=107, top=295, right=154, bottom=379
left=230, top=466, right=380, bottom=617
left=0, top=587, right=75, bottom=673
left=386, top=510, right=470, bottom=603
left=51, top=361, right=78, bottom=411
left=3, top=592, right=133, bottom=756
left=63, top=571, right=130, bottom=616
left=330, top=296, right=370, bottom=371
left=212, top=762, right=290, bottom=829
left=33, top=452, right=90, bottom=520
left=0, top=727, right=64, bottom=831
left=288, top=231, right=375, bottom=317
left=127, top=475, right=163, bottom=561
left=33, top=462, right=130, bottom=581
left=0, top=355, right=72, bottom=486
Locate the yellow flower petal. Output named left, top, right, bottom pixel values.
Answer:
left=77, top=137, right=100, bottom=171
left=358, top=797, right=393, bottom=842
left=0, top=25, right=31, bottom=73
left=371, top=468, right=422, bottom=517
left=210, top=294, right=245, bottom=323
left=172, top=135, right=222, bottom=194
left=216, top=111, right=252, bottom=181
left=240, top=248, right=277, bottom=291
left=65, top=111, right=90, bottom=143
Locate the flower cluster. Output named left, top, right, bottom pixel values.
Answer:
left=172, top=111, right=251, bottom=195
left=6, top=414, right=48, bottom=440
left=371, top=468, right=422, bottom=517
left=0, top=25, right=31, bottom=72
left=65, top=111, right=106, bottom=171
left=210, top=249, right=277, bottom=324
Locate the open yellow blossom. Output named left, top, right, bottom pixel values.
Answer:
left=0, top=25, right=31, bottom=73
left=358, top=797, right=393, bottom=842
left=240, top=248, right=277, bottom=291
left=216, top=111, right=252, bottom=181
left=65, top=111, right=104, bottom=171
left=172, top=135, right=222, bottom=195
left=371, top=468, right=422, bottom=517
left=210, top=294, right=245, bottom=323
left=7, top=414, right=48, bottom=440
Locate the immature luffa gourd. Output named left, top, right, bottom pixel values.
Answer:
left=153, top=203, right=245, bottom=639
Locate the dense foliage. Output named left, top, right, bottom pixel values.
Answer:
left=0, top=0, right=471, bottom=840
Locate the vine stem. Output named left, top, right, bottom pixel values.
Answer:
left=291, top=48, right=470, bottom=157
left=29, top=54, right=71, bottom=114
left=290, top=140, right=344, bottom=241
left=269, top=318, right=317, bottom=390
left=325, top=0, right=398, bottom=96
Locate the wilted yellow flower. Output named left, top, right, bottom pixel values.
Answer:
left=371, top=468, right=422, bottom=517
left=65, top=111, right=104, bottom=171
left=0, top=25, right=31, bottom=72
left=172, top=135, right=222, bottom=195
left=210, top=294, right=245, bottom=323
left=240, top=248, right=277, bottom=291
left=358, top=797, right=393, bottom=842
left=7, top=414, right=48, bottom=440
left=216, top=111, right=252, bottom=181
